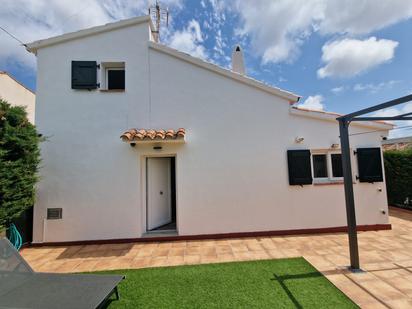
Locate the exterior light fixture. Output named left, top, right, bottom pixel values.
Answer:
left=153, top=146, right=162, bottom=150
left=295, top=137, right=304, bottom=143
left=130, top=143, right=136, bottom=147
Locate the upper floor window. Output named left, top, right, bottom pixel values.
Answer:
left=107, top=68, right=125, bottom=90
left=100, top=62, right=125, bottom=91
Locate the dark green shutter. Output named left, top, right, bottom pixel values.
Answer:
left=287, top=150, right=313, bottom=185
left=357, top=147, right=383, bottom=183
left=71, top=61, right=98, bottom=89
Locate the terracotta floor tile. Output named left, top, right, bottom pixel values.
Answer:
left=200, top=247, right=216, bottom=256
left=167, top=256, right=185, bottom=266
left=149, top=257, right=169, bottom=267
left=152, top=248, right=170, bottom=257
left=168, top=248, right=185, bottom=257
left=230, top=243, right=249, bottom=252
left=131, top=257, right=152, bottom=268
left=217, top=253, right=236, bottom=262
left=184, top=246, right=201, bottom=255
left=184, top=255, right=201, bottom=265
left=215, top=245, right=232, bottom=254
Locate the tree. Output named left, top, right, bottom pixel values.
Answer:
left=0, top=99, right=41, bottom=231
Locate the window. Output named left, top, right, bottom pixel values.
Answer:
left=71, top=61, right=98, bottom=89
left=357, top=148, right=383, bottom=182
left=311, top=151, right=344, bottom=183
left=287, top=150, right=313, bottom=185
left=107, top=68, right=125, bottom=90
left=313, top=154, right=328, bottom=178
left=100, top=62, right=125, bottom=91
left=331, top=154, right=343, bottom=178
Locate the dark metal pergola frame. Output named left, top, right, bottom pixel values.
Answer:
left=337, top=94, right=412, bottom=270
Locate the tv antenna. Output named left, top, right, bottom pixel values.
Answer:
left=148, top=1, right=169, bottom=42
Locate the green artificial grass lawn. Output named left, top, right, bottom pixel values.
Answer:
left=99, top=257, right=358, bottom=309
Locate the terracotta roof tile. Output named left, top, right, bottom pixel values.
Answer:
left=121, top=128, right=185, bottom=142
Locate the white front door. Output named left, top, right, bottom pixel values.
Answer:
left=147, top=157, right=172, bottom=230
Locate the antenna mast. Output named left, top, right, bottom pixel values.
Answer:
left=148, top=1, right=169, bottom=42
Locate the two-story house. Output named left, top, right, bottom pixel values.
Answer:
left=26, top=16, right=392, bottom=244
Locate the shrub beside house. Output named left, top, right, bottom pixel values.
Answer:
left=0, top=99, right=41, bottom=237
left=384, top=148, right=412, bottom=209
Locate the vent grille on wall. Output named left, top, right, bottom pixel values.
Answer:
left=47, top=208, right=62, bottom=220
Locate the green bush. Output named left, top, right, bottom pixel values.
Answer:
left=384, top=148, right=412, bottom=208
left=0, top=99, right=41, bottom=231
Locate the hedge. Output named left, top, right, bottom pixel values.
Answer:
left=384, top=148, right=412, bottom=209
left=0, top=99, right=41, bottom=231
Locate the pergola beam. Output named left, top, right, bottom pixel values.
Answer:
left=337, top=94, right=412, bottom=121
left=353, top=116, right=412, bottom=121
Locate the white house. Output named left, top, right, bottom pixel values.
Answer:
left=0, top=71, right=35, bottom=123
left=26, top=16, right=392, bottom=244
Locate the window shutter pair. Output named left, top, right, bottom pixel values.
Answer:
left=71, top=61, right=98, bottom=89
left=287, top=147, right=383, bottom=185
left=357, top=148, right=383, bottom=183
left=287, top=150, right=312, bottom=185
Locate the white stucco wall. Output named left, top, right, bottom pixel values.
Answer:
left=33, top=19, right=390, bottom=243
left=146, top=48, right=389, bottom=236
left=0, top=72, right=35, bottom=123
left=33, top=22, right=151, bottom=242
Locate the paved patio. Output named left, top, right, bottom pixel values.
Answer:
left=21, top=207, right=412, bottom=308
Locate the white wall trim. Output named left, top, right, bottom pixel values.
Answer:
left=26, top=15, right=152, bottom=53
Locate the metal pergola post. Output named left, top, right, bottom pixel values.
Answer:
left=337, top=93, right=412, bottom=271
left=338, top=118, right=360, bottom=270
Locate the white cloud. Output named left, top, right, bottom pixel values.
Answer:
left=234, top=0, right=322, bottom=64
left=317, top=37, right=398, bottom=79
left=298, top=95, right=325, bottom=111
left=319, top=0, right=412, bottom=35
left=168, top=19, right=208, bottom=59
left=353, top=80, right=400, bottom=93
left=233, top=0, right=412, bottom=64
left=0, top=0, right=181, bottom=70
left=331, top=86, right=344, bottom=94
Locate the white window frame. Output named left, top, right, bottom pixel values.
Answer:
left=99, top=61, right=125, bottom=91
left=311, top=150, right=343, bottom=184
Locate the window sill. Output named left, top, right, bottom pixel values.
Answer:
left=313, top=179, right=344, bottom=186
left=99, top=89, right=125, bottom=92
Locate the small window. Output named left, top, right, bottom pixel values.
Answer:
left=331, top=154, right=343, bottom=178
left=107, top=69, right=125, bottom=90
left=100, top=62, right=125, bottom=91
left=313, top=154, right=328, bottom=178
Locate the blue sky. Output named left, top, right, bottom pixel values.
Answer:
left=1, top=0, right=412, bottom=136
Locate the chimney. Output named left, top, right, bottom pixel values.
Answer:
left=231, top=45, right=245, bottom=75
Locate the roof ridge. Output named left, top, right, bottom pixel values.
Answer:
left=26, top=15, right=152, bottom=53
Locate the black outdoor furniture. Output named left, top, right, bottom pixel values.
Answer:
left=0, top=238, right=124, bottom=309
